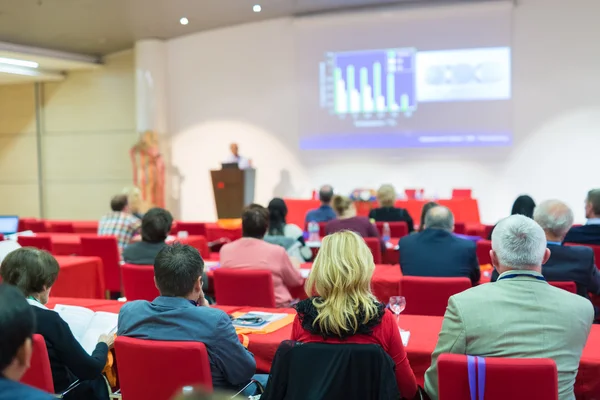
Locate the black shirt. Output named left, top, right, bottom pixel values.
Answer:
left=368, top=207, right=414, bottom=232
left=32, top=306, right=108, bottom=392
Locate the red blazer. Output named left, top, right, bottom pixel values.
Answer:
left=291, top=308, right=418, bottom=398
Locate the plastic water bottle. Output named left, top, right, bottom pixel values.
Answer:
left=308, top=221, right=320, bottom=242
left=382, top=222, right=391, bottom=243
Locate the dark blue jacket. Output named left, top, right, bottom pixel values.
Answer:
left=399, top=229, right=480, bottom=285
left=564, top=224, right=600, bottom=246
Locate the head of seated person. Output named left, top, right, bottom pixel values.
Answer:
left=319, top=185, right=334, bottom=206
left=0, top=284, right=36, bottom=382
left=242, top=204, right=269, bottom=239
left=585, top=189, right=600, bottom=220
left=419, top=201, right=439, bottom=232
left=110, top=194, right=130, bottom=214
left=142, top=208, right=173, bottom=244
left=511, top=195, right=536, bottom=219
left=332, top=195, right=356, bottom=220
left=533, top=199, right=574, bottom=243
left=423, top=206, right=454, bottom=232
left=376, top=184, right=396, bottom=209
left=154, top=243, right=205, bottom=304
left=299, top=230, right=383, bottom=338
left=267, top=198, right=288, bottom=236
left=0, top=247, right=59, bottom=306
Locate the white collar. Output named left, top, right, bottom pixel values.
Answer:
left=586, top=218, right=600, bottom=226
left=27, top=298, right=50, bottom=310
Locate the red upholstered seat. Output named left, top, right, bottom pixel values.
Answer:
left=404, top=189, right=423, bottom=200
left=23, top=220, right=47, bottom=233
left=400, top=276, right=471, bottom=316
left=318, top=222, right=327, bottom=238
left=48, top=222, right=75, bottom=233
left=565, top=243, right=600, bottom=270
left=213, top=268, right=276, bottom=307
left=476, top=239, right=492, bottom=265
left=438, top=353, right=558, bottom=400
left=451, top=189, right=472, bottom=199
left=80, top=236, right=120, bottom=294
left=21, top=334, right=54, bottom=393
left=173, top=222, right=207, bottom=237
left=115, top=337, right=213, bottom=400
left=454, top=222, right=466, bottom=235
left=364, top=237, right=382, bottom=264
left=375, top=221, right=408, bottom=238
left=122, top=264, right=159, bottom=301
left=17, top=236, right=54, bottom=253
left=548, top=281, right=577, bottom=294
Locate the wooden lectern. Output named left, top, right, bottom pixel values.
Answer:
left=210, top=168, right=256, bottom=219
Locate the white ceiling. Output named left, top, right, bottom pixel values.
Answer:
left=0, top=0, right=477, bottom=56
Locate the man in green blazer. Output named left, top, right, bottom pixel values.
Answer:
left=425, top=215, right=594, bottom=400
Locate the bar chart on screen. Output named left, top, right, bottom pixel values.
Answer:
left=323, top=48, right=417, bottom=117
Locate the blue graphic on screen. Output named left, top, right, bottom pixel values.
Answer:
left=331, top=48, right=416, bottom=116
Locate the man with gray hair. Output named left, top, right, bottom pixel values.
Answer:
left=492, top=200, right=600, bottom=299
left=399, top=206, right=480, bottom=284
left=424, top=215, right=594, bottom=400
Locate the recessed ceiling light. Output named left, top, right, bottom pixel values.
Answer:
left=253, top=5, right=262, bottom=12
left=0, top=57, right=38, bottom=69
left=180, top=17, right=189, bottom=25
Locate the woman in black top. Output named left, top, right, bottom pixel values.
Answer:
left=487, top=195, right=536, bottom=239
left=0, top=248, right=111, bottom=400
left=368, top=184, right=415, bottom=232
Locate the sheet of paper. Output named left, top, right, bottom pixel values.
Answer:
left=400, top=330, right=411, bottom=347
left=80, top=312, right=119, bottom=355
left=54, top=304, right=95, bottom=341
left=299, top=269, right=311, bottom=279
left=232, top=311, right=288, bottom=329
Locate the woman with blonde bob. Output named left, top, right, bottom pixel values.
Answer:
left=369, top=184, right=415, bottom=232
left=292, top=231, right=418, bottom=398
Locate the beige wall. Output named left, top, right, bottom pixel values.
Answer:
left=0, top=50, right=136, bottom=219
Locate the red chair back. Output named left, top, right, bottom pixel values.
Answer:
left=400, top=276, right=471, bottom=316
left=454, top=223, right=466, bottom=235
left=565, top=243, right=600, bottom=270
left=364, top=237, right=382, bottom=264
left=404, top=189, right=423, bottom=200
left=213, top=268, right=276, bottom=307
left=24, top=220, right=47, bottom=233
left=122, top=264, right=159, bottom=301
left=451, top=189, right=472, bottom=199
left=476, top=240, right=492, bottom=265
left=80, top=236, right=121, bottom=293
left=375, top=222, right=408, bottom=238
left=438, top=353, right=558, bottom=400
left=548, top=281, right=577, bottom=294
left=116, top=337, right=213, bottom=400
left=483, top=224, right=495, bottom=240
left=17, top=236, right=54, bottom=253
left=173, top=222, right=207, bottom=237
left=48, top=222, right=75, bottom=233
left=318, top=222, right=328, bottom=238
left=21, top=334, right=54, bottom=393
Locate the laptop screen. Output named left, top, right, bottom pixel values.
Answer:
left=0, top=216, right=19, bottom=235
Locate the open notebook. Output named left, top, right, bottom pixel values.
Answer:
left=53, top=304, right=118, bottom=355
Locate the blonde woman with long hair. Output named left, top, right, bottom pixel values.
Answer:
left=292, top=231, right=418, bottom=398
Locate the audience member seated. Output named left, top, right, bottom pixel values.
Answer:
left=220, top=205, right=303, bottom=308
left=292, top=231, right=418, bottom=398
left=0, top=248, right=111, bottom=400
left=399, top=206, right=480, bottom=285
left=264, top=198, right=312, bottom=262
left=325, top=195, right=380, bottom=240
left=418, top=201, right=438, bottom=232
left=123, top=207, right=173, bottom=265
left=368, top=184, right=414, bottom=233
left=488, top=194, right=536, bottom=239
left=118, top=244, right=261, bottom=393
left=491, top=200, right=600, bottom=299
left=424, top=215, right=594, bottom=400
left=98, top=194, right=141, bottom=254
left=0, top=284, right=54, bottom=400
left=564, top=189, right=600, bottom=245
left=305, top=185, right=337, bottom=223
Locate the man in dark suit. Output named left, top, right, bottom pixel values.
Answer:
left=564, top=189, right=600, bottom=245
left=491, top=200, right=600, bottom=299
left=399, top=206, right=480, bottom=285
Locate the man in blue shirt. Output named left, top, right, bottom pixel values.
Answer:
left=0, top=284, right=53, bottom=400
left=118, top=244, right=258, bottom=392
left=305, top=185, right=337, bottom=224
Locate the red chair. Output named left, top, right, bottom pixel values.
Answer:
left=23, top=220, right=47, bottom=233
left=454, top=222, right=466, bottom=235
left=17, top=236, right=54, bottom=253
left=173, top=222, right=207, bottom=237
left=122, top=264, right=159, bottom=301
left=48, top=222, right=75, bottom=233
left=565, top=243, right=600, bottom=270
left=116, top=337, right=213, bottom=400
left=548, top=281, right=577, bottom=294
left=451, top=189, right=472, bottom=199
left=438, top=353, right=558, bottom=400
left=213, top=269, right=276, bottom=307
left=400, top=276, right=471, bottom=316
left=476, top=240, right=492, bottom=265
left=483, top=224, right=495, bottom=240
left=80, top=236, right=121, bottom=294
left=21, top=334, right=54, bottom=393
left=375, top=222, right=408, bottom=238
left=364, top=237, right=382, bottom=264
left=404, top=189, right=424, bottom=200
left=318, top=222, right=328, bottom=238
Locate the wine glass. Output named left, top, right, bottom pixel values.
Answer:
left=388, top=296, right=406, bottom=324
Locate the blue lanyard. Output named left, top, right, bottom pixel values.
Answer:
left=468, top=356, right=486, bottom=400
left=497, top=273, right=546, bottom=282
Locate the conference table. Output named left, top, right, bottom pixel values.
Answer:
left=44, top=297, right=600, bottom=399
